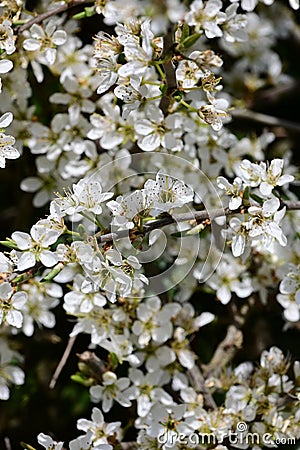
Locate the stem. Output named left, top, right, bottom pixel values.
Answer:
left=159, top=25, right=178, bottom=115
left=202, top=325, right=243, bottom=377
left=17, top=0, right=92, bottom=35
left=49, top=335, right=77, bottom=389
left=154, top=62, right=166, bottom=80
left=188, top=364, right=217, bottom=410
left=79, top=211, right=96, bottom=224
left=180, top=99, right=198, bottom=112
left=96, top=200, right=300, bottom=244
left=232, top=109, right=300, bottom=133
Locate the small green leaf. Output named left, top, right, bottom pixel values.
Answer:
left=181, top=23, right=190, bottom=42
left=71, top=373, right=93, bottom=387
left=109, top=352, right=120, bottom=369
left=72, top=6, right=95, bottom=19
left=172, top=90, right=183, bottom=102
left=181, top=33, right=201, bottom=49
left=20, top=443, right=37, bottom=450
left=250, top=193, right=264, bottom=205
left=0, top=239, right=19, bottom=250
left=40, top=263, right=65, bottom=282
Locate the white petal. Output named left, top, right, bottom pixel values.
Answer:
left=7, top=310, right=23, bottom=328
left=23, top=38, right=41, bottom=51
left=0, top=112, right=13, bottom=128
left=20, top=177, right=43, bottom=192
left=289, top=0, right=299, bottom=9
left=229, top=196, right=242, bottom=210
left=0, top=282, right=12, bottom=299
left=284, top=303, right=299, bottom=322
left=0, top=60, right=13, bottom=74
left=262, top=197, right=280, bottom=216
left=277, top=174, right=294, bottom=186
left=178, top=349, right=195, bottom=369
left=52, top=30, right=67, bottom=45
left=12, top=292, right=27, bottom=309
left=232, top=234, right=246, bottom=257
left=259, top=181, right=273, bottom=196
left=12, top=231, right=32, bottom=250
left=194, top=312, right=215, bottom=328
left=45, top=48, right=56, bottom=65
left=17, top=252, right=36, bottom=271
left=40, top=250, right=58, bottom=267
left=137, top=393, right=152, bottom=417
left=0, top=384, right=10, bottom=400
left=217, top=284, right=232, bottom=304
left=30, top=24, right=45, bottom=39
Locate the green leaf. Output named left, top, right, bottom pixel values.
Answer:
left=172, top=90, right=183, bottom=102
left=40, top=263, right=65, bottom=282
left=250, top=193, right=264, bottom=205
left=71, top=373, right=93, bottom=387
left=72, top=6, right=95, bottom=19
left=180, top=23, right=190, bottom=42
left=0, top=239, right=19, bottom=250
left=181, top=33, right=201, bottom=49
left=20, top=443, right=37, bottom=450
left=109, top=352, right=120, bottom=369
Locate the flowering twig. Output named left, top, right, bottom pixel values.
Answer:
left=17, top=0, right=92, bottom=35
left=97, top=200, right=300, bottom=244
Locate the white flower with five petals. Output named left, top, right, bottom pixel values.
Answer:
left=23, top=20, right=67, bottom=65
left=0, top=282, right=27, bottom=328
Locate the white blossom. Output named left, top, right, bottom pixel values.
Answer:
left=23, top=20, right=67, bottom=65
left=0, top=338, right=24, bottom=400
left=0, top=282, right=27, bottom=328
left=0, top=19, right=16, bottom=54
left=0, top=112, right=19, bottom=168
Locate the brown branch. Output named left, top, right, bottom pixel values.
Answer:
left=159, top=25, right=177, bottom=115
left=188, top=365, right=217, bottom=410
left=49, top=335, right=76, bottom=389
left=17, top=0, right=92, bottom=35
left=232, top=109, right=300, bottom=133
left=77, top=350, right=107, bottom=382
left=202, top=325, right=243, bottom=377
left=97, top=200, right=300, bottom=244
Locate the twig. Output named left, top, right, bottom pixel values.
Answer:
left=232, top=109, right=300, bottom=133
left=17, top=0, right=92, bottom=35
left=4, top=437, right=12, bottom=450
left=202, top=325, right=243, bottom=377
left=77, top=351, right=107, bottom=382
left=49, top=335, right=77, bottom=389
left=188, top=365, right=217, bottom=410
left=97, top=200, right=300, bottom=244
left=159, top=25, right=177, bottom=115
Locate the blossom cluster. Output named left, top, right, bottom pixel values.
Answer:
left=0, top=0, right=300, bottom=448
